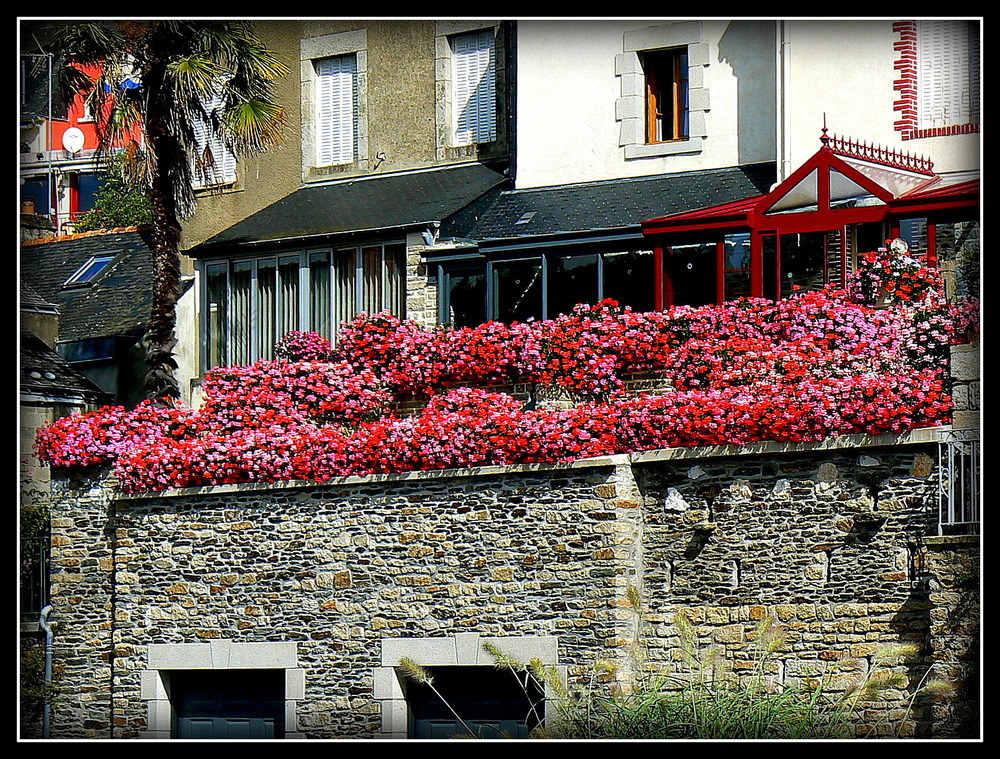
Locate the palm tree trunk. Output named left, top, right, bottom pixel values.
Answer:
left=142, top=178, right=183, bottom=406
left=141, top=60, right=183, bottom=407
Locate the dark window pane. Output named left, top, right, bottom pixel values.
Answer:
left=781, top=232, right=827, bottom=297
left=602, top=250, right=655, bottom=312
left=762, top=235, right=778, bottom=300
left=667, top=242, right=716, bottom=307
left=20, top=178, right=50, bottom=214
left=76, top=173, right=102, bottom=213
left=335, top=250, right=357, bottom=330
left=205, top=263, right=228, bottom=369
left=724, top=269, right=752, bottom=300
left=407, top=666, right=542, bottom=739
left=549, top=253, right=599, bottom=317
left=231, top=262, right=252, bottom=366
left=493, top=258, right=542, bottom=323
left=257, top=259, right=277, bottom=359
left=724, top=232, right=751, bottom=271
left=169, top=669, right=284, bottom=740
left=443, top=266, right=486, bottom=327
left=898, top=217, right=928, bottom=259
left=384, top=244, right=407, bottom=317
left=310, top=252, right=331, bottom=339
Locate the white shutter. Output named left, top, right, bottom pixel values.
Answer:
left=917, top=21, right=980, bottom=129
left=315, top=55, right=357, bottom=166
left=451, top=29, right=497, bottom=145
left=192, top=92, right=237, bottom=188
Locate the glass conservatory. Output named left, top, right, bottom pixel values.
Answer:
left=641, top=131, right=979, bottom=308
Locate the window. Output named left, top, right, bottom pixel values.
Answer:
left=142, top=640, right=304, bottom=740
left=938, top=428, right=979, bottom=535
left=916, top=21, right=980, bottom=131
left=450, top=29, right=497, bottom=146
left=192, top=91, right=237, bottom=189
left=617, top=22, right=707, bottom=158
left=437, top=249, right=656, bottom=326
left=894, top=20, right=980, bottom=139
left=315, top=54, right=358, bottom=166
left=375, top=633, right=561, bottom=740
left=643, top=49, right=689, bottom=143
left=63, top=253, right=117, bottom=288
left=203, top=243, right=405, bottom=370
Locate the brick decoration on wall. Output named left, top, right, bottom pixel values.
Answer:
left=892, top=21, right=980, bottom=141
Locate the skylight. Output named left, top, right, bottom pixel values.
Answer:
left=63, top=253, right=117, bottom=288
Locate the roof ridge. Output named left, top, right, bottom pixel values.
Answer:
left=21, top=225, right=150, bottom=246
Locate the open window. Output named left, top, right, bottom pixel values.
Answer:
left=643, top=48, right=689, bottom=144
left=63, top=252, right=118, bottom=288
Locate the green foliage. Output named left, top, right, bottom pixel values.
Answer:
left=73, top=154, right=153, bottom=232
left=541, top=604, right=953, bottom=740
left=402, top=589, right=953, bottom=740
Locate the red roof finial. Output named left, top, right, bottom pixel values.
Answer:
left=820, top=114, right=831, bottom=148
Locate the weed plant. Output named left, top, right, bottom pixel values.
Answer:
left=399, top=588, right=952, bottom=739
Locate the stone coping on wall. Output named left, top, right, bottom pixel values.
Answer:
left=110, top=426, right=951, bottom=503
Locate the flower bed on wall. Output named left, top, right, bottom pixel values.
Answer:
left=35, top=253, right=979, bottom=494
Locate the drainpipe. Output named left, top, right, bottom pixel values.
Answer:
left=39, top=604, right=54, bottom=738
left=776, top=21, right=792, bottom=184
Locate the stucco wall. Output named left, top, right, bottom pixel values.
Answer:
left=46, top=432, right=979, bottom=739
left=514, top=19, right=777, bottom=188
left=781, top=20, right=980, bottom=178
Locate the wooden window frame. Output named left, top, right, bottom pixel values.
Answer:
left=643, top=48, right=689, bottom=144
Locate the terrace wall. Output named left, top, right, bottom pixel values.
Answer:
left=45, top=429, right=979, bottom=739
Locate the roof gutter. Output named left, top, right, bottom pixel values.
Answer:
left=186, top=220, right=442, bottom=258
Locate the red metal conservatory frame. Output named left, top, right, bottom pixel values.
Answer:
left=643, top=130, right=979, bottom=309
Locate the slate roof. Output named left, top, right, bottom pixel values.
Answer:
left=189, top=162, right=510, bottom=254
left=20, top=280, right=59, bottom=315
left=20, top=326, right=112, bottom=405
left=442, top=162, right=777, bottom=245
left=20, top=228, right=156, bottom=343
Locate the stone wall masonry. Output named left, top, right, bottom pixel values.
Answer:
left=949, top=339, right=980, bottom=431
left=45, top=432, right=980, bottom=739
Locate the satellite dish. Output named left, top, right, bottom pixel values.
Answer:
left=62, top=127, right=85, bottom=154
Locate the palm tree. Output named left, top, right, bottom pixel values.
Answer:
left=39, top=21, right=288, bottom=405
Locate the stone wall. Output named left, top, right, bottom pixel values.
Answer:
left=46, top=432, right=980, bottom=739
left=949, top=339, right=980, bottom=431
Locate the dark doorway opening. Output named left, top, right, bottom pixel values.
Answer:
left=168, top=669, right=285, bottom=739
left=407, top=666, right=544, bottom=739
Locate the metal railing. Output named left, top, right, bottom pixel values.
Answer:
left=938, top=428, right=980, bottom=534
left=20, top=536, right=49, bottom=623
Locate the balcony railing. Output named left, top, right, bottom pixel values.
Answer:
left=938, top=428, right=980, bottom=535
